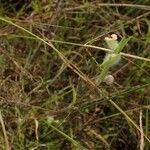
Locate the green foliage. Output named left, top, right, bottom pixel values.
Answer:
left=0, top=1, right=150, bottom=149
left=98, top=35, right=130, bottom=83
left=114, top=37, right=131, bottom=54
left=146, top=23, right=150, bottom=43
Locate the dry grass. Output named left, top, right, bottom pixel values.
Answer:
left=0, top=0, right=150, bottom=149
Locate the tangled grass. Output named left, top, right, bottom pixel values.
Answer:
left=0, top=0, right=150, bottom=149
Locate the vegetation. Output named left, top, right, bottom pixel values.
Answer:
left=0, top=0, right=150, bottom=149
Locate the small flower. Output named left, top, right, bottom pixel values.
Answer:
left=104, top=34, right=119, bottom=50
left=104, top=75, right=114, bottom=85
left=111, top=34, right=118, bottom=40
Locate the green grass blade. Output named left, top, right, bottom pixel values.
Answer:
left=49, top=124, right=87, bottom=150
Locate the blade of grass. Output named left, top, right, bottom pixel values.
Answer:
left=49, top=124, right=87, bottom=150
left=50, top=40, right=150, bottom=62
left=65, top=3, right=150, bottom=11
left=87, top=128, right=110, bottom=149
left=114, top=37, right=131, bottom=54
left=2, top=34, right=150, bottom=62
left=0, top=111, right=10, bottom=150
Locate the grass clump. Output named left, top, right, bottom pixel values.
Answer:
left=0, top=0, right=150, bottom=149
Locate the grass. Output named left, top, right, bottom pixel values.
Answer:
left=0, top=0, right=150, bottom=149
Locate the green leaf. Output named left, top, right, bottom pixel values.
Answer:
left=146, top=23, right=150, bottom=43
left=47, top=116, right=54, bottom=125
left=114, top=37, right=131, bottom=54
left=100, top=53, right=121, bottom=68
left=105, top=38, right=119, bottom=50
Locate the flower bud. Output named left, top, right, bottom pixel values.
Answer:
left=104, top=75, right=114, bottom=85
